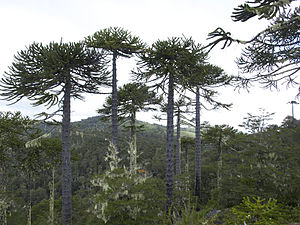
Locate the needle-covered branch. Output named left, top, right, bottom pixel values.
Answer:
left=206, top=1, right=299, bottom=89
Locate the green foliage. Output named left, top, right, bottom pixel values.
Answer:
left=90, top=168, right=165, bottom=225
left=232, top=0, right=294, bottom=22
left=225, top=196, right=292, bottom=225
left=136, top=36, right=206, bottom=91
left=239, top=108, right=275, bottom=133
left=89, top=141, right=165, bottom=224
left=99, top=82, right=161, bottom=122
left=2, top=112, right=300, bottom=225
left=85, top=27, right=145, bottom=57
left=208, top=1, right=300, bottom=88
left=0, top=41, right=110, bottom=110
left=0, top=111, right=38, bottom=165
left=172, top=201, right=203, bottom=225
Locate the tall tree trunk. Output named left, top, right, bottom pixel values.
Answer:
left=112, top=51, right=118, bottom=149
left=166, top=75, right=174, bottom=214
left=194, top=87, right=201, bottom=201
left=27, top=172, right=32, bottom=225
left=49, top=167, right=55, bottom=225
left=217, top=133, right=222, bottom=190
left=62, top=79, right=72, bottom=225
left=1, top=168, right=8, bottom=225
left=185, top=144, right=189, bottom=174
left=3, top=203, right=7, bottom=225
left=176, top=110, right=181, bottom=175
left=130, top=110, right=137, bottom=174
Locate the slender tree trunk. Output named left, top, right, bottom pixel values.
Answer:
left=185, top=144, right=189, bottom=174
left=27, top=172, right=32, bottom=225
left=130, top=110, right=137, bottom=174
left=1, top=168, right=8, bottom=225
left=49, top=167, right=55, bottom=225
left=217, top=134, right=222, bottom=190
left=4, top=204, right=7, bottom=225
left=112, top=51, right=118, bottom=149
left=176, top=110, right=181, bottom=175
left=62, top=79, right=72, bottom=225
left=27, top=205, right=31, bottom=225
left=194, top=87, right=201, bottom=201
left=166, top=75, right=174, bottom=214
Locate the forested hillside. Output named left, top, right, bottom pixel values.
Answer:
left=1, top=114, right=300, bottom=224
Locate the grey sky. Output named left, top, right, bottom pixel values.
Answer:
left=0, top=0, right=298, bottom=128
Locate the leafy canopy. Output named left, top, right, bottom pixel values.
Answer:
left=85, top=27, right=145, bottom=57
left=98, top=82, right=162, bottom=121
left=0, top=41, right=110, bottom=108
left=207, top=0, right=299, bottom=89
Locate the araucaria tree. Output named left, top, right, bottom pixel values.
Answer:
left=183, top=56, right=232, bottom=202
left=135, top=37, right=199, bottom=213
left=85, top=27, right=145, bottom=149
left=207, top=0, right=300, bottom=88
left=98, top=82, right=161, bottom=173
left=174, top=97, right=193, bottom=176
left=0, top=41, right=109, bottom=225
left=155, top=97, right=193, bottom=176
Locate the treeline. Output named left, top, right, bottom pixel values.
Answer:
left=1, top=113, right=300, bottom=224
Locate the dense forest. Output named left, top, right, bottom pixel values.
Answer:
left=1, top=114, right=300, bottom=224
left=1, top=0, right=300, bottom=224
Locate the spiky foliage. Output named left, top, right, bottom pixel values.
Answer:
left=98, top=82, right=162, bottom=173
left=0, top=41, right=109, bottom=225
left=99, top=82, right=161, bottom=122
left=202, top=124, right=239, bottom=203
left=85, top=27, right=145, bottom=57
left=225, top=196, right=291, bottom=224
left=181, top=49, right=232, bottom=202
left=207, top=1, right=299, bottom=89
left=85, top=27, right=145, bottom=149
left=135, top=36, right=202, bottom=213
left=1, top=42, right=110, bottom=109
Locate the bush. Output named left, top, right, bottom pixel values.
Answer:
left=225, top=196, right=292, bottom=225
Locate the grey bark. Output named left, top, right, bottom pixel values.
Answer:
left=175, top=110, right=181, bottom=175
left=217, top=134, right=222, bottom=190
left=130, top=110, right=137, bottom=174
left=166, top=75, right=174, bottom=214
left=111, top=51, right=118, bottom=149
left=49, top=167, right=55, bottom=225
left=4, top=205, right=7, bottom=225
left=0, top=168, right=7, bottom=225
left=62, top=79, right=72, bottom=225
left=27, top=173, right=32, bottom=225
left=185, top=144, right=189, bottom=174
left=194, top=87, right=201, bottom=200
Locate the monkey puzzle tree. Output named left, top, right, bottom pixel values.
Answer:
left=207, top=0, right=300, bottom=89
left=98, top=82, right=162, bottom=173
left=85, top=27, right=145, bottom=149
left=183, top=58, right=232, bottom=202
left=0, top=41, right=109, bottom=225
left=202, top=124, right=238, bottom=194
left=174, top=97, right=193, bottom=176
left=154, top=97, right=193, bottom=176
left=135, top=36, right=200, bottom=213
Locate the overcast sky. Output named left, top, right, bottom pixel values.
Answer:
left=0, top=0, right=299, bottom=129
